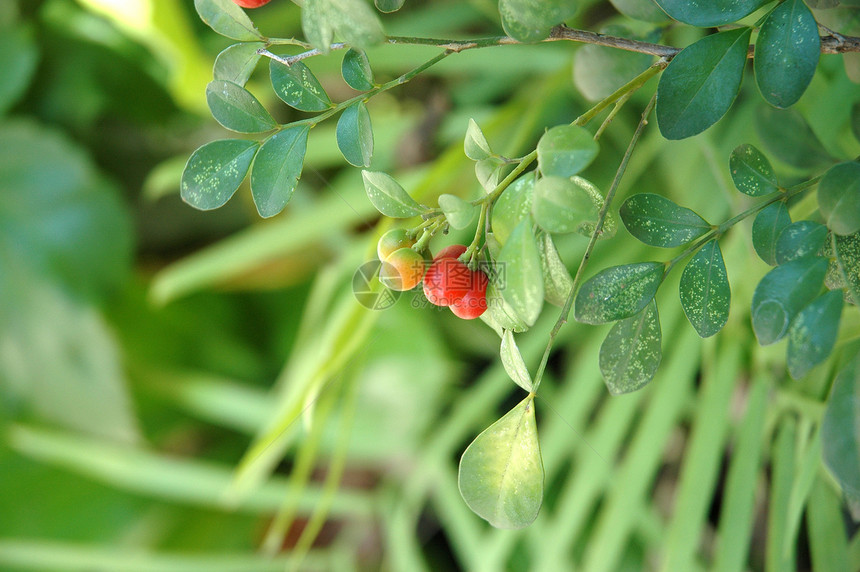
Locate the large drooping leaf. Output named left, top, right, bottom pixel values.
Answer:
left=821, top=353, right=860, bottom=499
left=599, top=300, right=662, bottom=395
left=652, top=0, right=767, bottom=27
left=302, top=0, right=385, bottom=52
left=194, top=0, right=262, bottom=41
left=205, top=80, right=277, bottom=133
left=729, top=144, right=779, bottom=196
left=459, top=397, right=544, bottom=529
left=250, top=126, right=309, bottom=218
left=574, top=262, right=665, bottom=324
left=754, top=0, right=820, bottom=108
left=656, top=27, right=751, bottom=140
left=498, top=0, right=579, bottom=43
left=619, top=193, right=711, bottom=247
left=498, top=219, right=544, bottom=326
left=181, top=139, right=259, bottom=210
left=818, top=162, right=860, bottom=236
left=752, top=201, right=792, bottom=266
left=751, top=256, right=828, bottom=345
left=786, top=291, right=843, bottom=379
left=679, top=239, right=730, bottom=338
left=269, top=60, right=332, bottom=112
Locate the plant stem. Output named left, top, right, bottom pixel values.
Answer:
left=464, top=202, right=489, bottom=268
left=531, top=94, right=658, bottom=394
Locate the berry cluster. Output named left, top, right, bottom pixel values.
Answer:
left=376, top=231, right=489, bottom=319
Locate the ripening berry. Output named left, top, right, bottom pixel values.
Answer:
left=423, top=244, right=488, bottom=317
left=380, top=248, right=425, bottom=291
left=377, top=228, right=416, bottom=262
left=232, top=0, right=272, bottom=7
left=450, top=282, right=488, bottom=319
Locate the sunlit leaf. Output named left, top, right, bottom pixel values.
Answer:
left=498, top=0, right=578, bottom=42
left=656, top=28, right=751, bottom=140
left=492, top=174, right=534, bottom=244
left=574, top=262, right=664, bottom=324
left=476, top=158, right=505, bottom=193
left=729, top=144, right=779, bottom=196
left=194, top=0, right=262, bottom=41
left=341, top=48, right=374, bottom=91
left=464, top=118, right=493, bottom=161
left=214, top=42, right=264, bottom=86
left=498, top=219, right=544, bottom=326
left=500, top=330, right=533, bottom=392
left=270, top=60, right=332, bottom=112
left=775, top=220, right=828, bottom=265
left=206, top=80, right=276, bottom=133
left=751, top=256, right=828, bottom=345
left=361, top=170, right=423, bottom=217
left=181, top=139, right=259, bottom=210
left=458, top=397, right=544, bottom=529
left=336, top=101, right=373, bottom=167
left=536, top=124, right=599, bottom=178
left=619, top=193, right=711, bottom=247
left=679, top=239, right=730, bottom=338
left=302, top=0, right=384, bottom=53
left=787, top=291, right=843, bottom=379
left=250, top=126, right=308, bottom=217
left=599, top=299, right=662, bottom=395
left=532, top=176, right=600, bottom=234
left=754, top=0, right=820, bottom=108
left=652, top=0, right=767, bottom=26
left=439, top=194, right=478, bottom=230
left=752, top=201, right=791, bottom=266
left=818, top=162, right=860, bottom=236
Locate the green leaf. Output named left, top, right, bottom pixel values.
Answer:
left=573, top=25, right=655, bottom=101
left=787, top=291, right=843, bottom=379
left=0, top=24, right=38, bottom=115
left=818, top=162, right=860, bottom=236
left=852, top=101, right=860, bottom=143
left=458, top=397, right=544, bottom=529
left=181, top=139, right=259, bottom=210
left=619, top=193, right=711, bottom=247
left=821, top=353, right=860, bottom=498
left=572, top=176, right=617, bottom=239
left=500, top=330, right=534, bottom=392
left=608, top=0, right=670, bottom=22
left=536, top=231, right=573, bottom=307
left=574, top=262, right=664, bottom=324
left=336, top=101, right=373, bottom=167
left=680, top=239, right=730, bottom=338
left=754, top=0, right=820, bottom=109
left=438, top=194, right=478, bottom=230
left=341, top=48, right=374, bottom=91
left=832, top=231, right=860, bottom=305
left=491, top=174, right=534, bottom=244
left=532, top=176, right=600, bottom=234
left=205, top=80, right=276, bottom=133
left=361, top=171, right=424, bottom=218
left=194, top=0, right=262, bottom=41
left=213, top=42, right=264, bottom=86
left=476, top=158, right=505, bottom=193
left=465, top=118, right=493, bottom=161
left=729, top=144, right=779, bottom=196
left=250, top=126, right=308, bottom=218
left=752, top=201, right=792, bottom=266
left=536, top=125, right=599, bottom=177
left=656, top=27, right=751, bottom=140
left=302, top=0, right=385, bottom=53
left=481, top=280, right=529, bottom=334
left=375, top=0, right=406, bottom=12
left=754, top=107, right=832, bottom=170
left=498, top=219, right=544, bottom=326
left=652, top=0, right=767, bottom=26
left=269, top=60, right=332, bottom=112
left=751, top=256, right=828, bottom=345
left=498, top=0, right=578, bottom=42
left=599, top=299, right=662, bottom=395
left=775, top=220, right=828, bottom=265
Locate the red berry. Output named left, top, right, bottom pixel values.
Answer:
left=450, top=283, right=488, bottom=319
left=433, top=244, right=468, bottom=261
left=422, top=244, right=488, bottom=314
left=380, top=248, right=425, bottom=291
left=232, top=0, right=272, bottom=7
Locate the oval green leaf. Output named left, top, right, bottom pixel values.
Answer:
left=476, top=158, right=505, bottom=193
left=341, top=48, right=374, bottom=91
left=599, top=299, right=662, bottom=395
left=537, top=124, right=599, bottom=178
left=270, top=59, right=332, bottom=112
left=181, top=139, right=259, bottom=210
left=729, top=144, right=779, bottom=196
left=206, top=80, right=276, bottom=134
left=214, top=42, right=264, bottom=86
left=536, top=231, right=573, bottom=307
left=821, top=353, right=860, bottom=499
left=833, top=231, right=860, bottom=305
left=775, top=220, right=828, bottom=265
left=818, top=162, right=860, bottom=236
left=532, top=176, right=600, bottom=234
left=573, top=176, right=617, bottom=239
left=656, top=27, right=751, bottom=140
left=498, top=219, right=544, bottom=326
left=751, top=256, right=828, bottom=345
left=465, top=118, right=493, bottom=161
left=361, top=170, right=423, bottom=218
left=250, top=126, right=308, bottom=218
left=652, top=0, right=767, bottom=26
left=336, top=101, right=373, bottom=167
left=752, top=201, right=792, bottom=266
left=619, top=193, right=711, bottom=247
left=439, top=194, right=477, bottom=230
left=680, top=239, right=730, bottom=338
left=574, top=262, right=664, bottom=325
left=458, top=397, right=544, bottom=529
left=194, top=0, right=262, bottom=41
left=491, top=174, right=534, bottom=244
left=498, top=0, right=578, bottom=43
left=500, top=330, right=533, bottom=392
left=754, top=0, right=820, bottom=109
left=787, top=291, right=843, bottom=379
